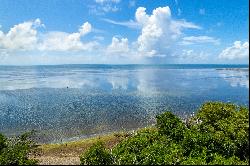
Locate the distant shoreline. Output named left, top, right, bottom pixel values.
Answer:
left=216, top=67, right=249, bottom=70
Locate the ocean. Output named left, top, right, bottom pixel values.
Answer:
left=0, top=64, right=249, bottom=143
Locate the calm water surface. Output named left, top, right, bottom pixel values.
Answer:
left=0, top=64, right=249, bottom=143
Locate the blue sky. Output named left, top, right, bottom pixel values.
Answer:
left=0, top=0, right=249, bottom=65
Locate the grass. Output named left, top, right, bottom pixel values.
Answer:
left=41, top=134, right=122, bottom=156
left=31, top=131, right=133, bottom=165
left=38, top=127, right=155, bottom=156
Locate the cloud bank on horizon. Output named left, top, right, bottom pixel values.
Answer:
left=0, top=0, right=248, bottom=65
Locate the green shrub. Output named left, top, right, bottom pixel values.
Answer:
left=196, top=102, right=249, bottom=160
left=140, top=141, right=184, bottom=165
left=112, top=129, right=161, bottom=165
left=182, top=128, right=212, bottom=157
left=80, top=102, right=249, bottom=165
left=197, top=102, right=237, bottom=124
left=0, top=132, right=38, bottom=165
left=208, top=153, right=248, bottom=165
left=0, top=134, right=6, bottom=152
left=80, top=141, right=113, bottom=165
left=156, top=111, right=186, bottom=142
left=181, top=148, right=207, bottom=165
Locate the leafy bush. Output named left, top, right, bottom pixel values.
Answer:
left=208, top=154, right=248, bottom=165
left=0, top=134, right=6, bottom=152
left=0, top=132, right=38, bottom=165
left=195, top=102, right=249, bottom=161
left=156, top=111, right=186, bottom=142
left=112, top=129, right=162, bottom=165
left=80, top=102, right=249, bottom=165
left=80, top=141, right=113, bottom=165
left=140, top=141, right=184, bottom=165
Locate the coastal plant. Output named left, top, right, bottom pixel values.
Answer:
left=0, top=132, right=38, bottom=165
left=80, top=141, right=113, bottom=165
left=111, top=129, right=161, bottom=165
left=0, top=134, right=6, bottom=152
left=156, top=111, right=186, bottom=142
left=194, top=102, right=249, bottom=161
left=80, top=101, right=249, bottom=165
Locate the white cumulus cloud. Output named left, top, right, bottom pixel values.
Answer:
left=107, top=37, right=130, bottom=56
left=0, top=20, right=97, bottom=52
left=219, top=41, right=249, bottom=60
left=79, top=22, right=92, bottom=36
left=39, top=22, right=97, bottom=51
left=135, top=6, right=201, bottom=57
left=0, top=19, right=42, bottom=50
left=105, top=6, right=202, bottom=60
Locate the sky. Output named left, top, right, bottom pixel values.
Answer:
left=0, top=0, right=249, bottom=65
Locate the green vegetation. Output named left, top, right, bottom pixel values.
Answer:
left=40, top=132, right=127, bottom=157
left=80, top=141, right=113, bottom=165
left=80, top=102, right=249, bottom=165
left=0, top=101, right=249, bottom=165
left=0, top=132, right=38, bottom=165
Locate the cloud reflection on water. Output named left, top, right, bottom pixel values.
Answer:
left=217, top=69, right=249, bottom=89
left=0, top=66, right=249, bottom=92
left=0, top=66, right=248, bottom=143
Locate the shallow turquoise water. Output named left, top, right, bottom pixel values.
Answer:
left=0, top=64, right=249, bottom=143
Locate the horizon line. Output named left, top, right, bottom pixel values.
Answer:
left=0, top=63, right=249, bottom=67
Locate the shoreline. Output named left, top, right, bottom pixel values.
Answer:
left=31, top=129, right=138, bottom=165
left=42, top=126, right=144, bottom=145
